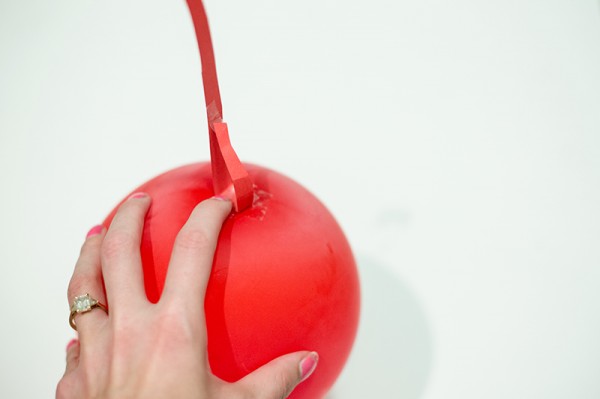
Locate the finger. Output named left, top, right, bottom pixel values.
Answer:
left=100, top=193, right=151, bottom=313
left=161, top=197, right=232, bottom=310
left=56, top=372, right=81, bottom=399
left=64, top=339, right=80, bottom=375
left=234, top=351, right=319, bottom=399
left=67, top=225, right=108, bottom=334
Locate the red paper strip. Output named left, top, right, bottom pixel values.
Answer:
left=186, top=0, right=253, bottom=211
left=186, top=0, right=223, bottom=123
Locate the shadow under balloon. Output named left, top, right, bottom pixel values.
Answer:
left=327, top=255, right=433, bottom=399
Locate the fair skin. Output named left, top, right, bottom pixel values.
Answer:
left=57, top=194, right=318, bottom=399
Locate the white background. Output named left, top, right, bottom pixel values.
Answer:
left=1, top=0, right=600, bottom=397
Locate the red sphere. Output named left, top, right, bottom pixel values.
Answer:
left=103, top=162, right=360, bottom=399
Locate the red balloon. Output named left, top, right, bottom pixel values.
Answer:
left=103, top=162, right=360, bottom=399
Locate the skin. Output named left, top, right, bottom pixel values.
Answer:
left=57, top=194, right=318, bottom=399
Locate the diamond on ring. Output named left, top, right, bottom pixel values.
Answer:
left=69, top=293, right=107, bottom=331
left=72, top=294, right=97, bottom=313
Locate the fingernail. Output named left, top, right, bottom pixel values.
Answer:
left=299, top=352, right=319, bottom=383
left=211, top=195, right=230, bottom=202
left=86, top=225, right=104, bottom=239
left=66, top=339, right=78, bottom=351
left=128, top=192, right=148, bottom=200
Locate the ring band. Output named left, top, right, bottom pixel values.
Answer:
left=69, top=293, right=108, bottom=330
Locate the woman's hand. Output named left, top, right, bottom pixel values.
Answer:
left=57, top=193, right=318, bottom=399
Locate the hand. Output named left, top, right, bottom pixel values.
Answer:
left=57, top=194, right=318, bottom=399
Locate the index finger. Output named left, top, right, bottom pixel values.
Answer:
left=160, top=197, right=232, bottom=311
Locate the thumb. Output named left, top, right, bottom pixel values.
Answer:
left=236, top=351, right=319, bottom=399
left=64, top=339, right=80, bottom=375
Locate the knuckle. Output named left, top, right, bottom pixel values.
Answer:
left=67, top=275, right=87, bottom=300
left=275, top=373, right=294, bottom=399
left=233, top=387, right=258, bottom=399
left=175, top=228, right=212, bottom=251
left=158, top=304, right=196, bottom=337
left=138, top=308, right=198, bottom=355
left=101, top=231, right=135, bottom=261
left=55, top=377, right=74, bottom=399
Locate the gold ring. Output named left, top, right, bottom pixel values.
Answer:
left=69, top=293, right=108, bottom=331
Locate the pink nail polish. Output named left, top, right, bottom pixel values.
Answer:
left=86, top=225, right=103, bottom=239
left=299, top=352, right=319, bottom=382
left=128, top=192, right=148, bottom=200
left=66, top=339, right=78, bottom=351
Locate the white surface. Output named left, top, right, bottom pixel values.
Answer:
left=1, top=0, right=600, bottom=397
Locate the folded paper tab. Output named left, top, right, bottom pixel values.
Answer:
left=209, top=122, right=253, bottom=211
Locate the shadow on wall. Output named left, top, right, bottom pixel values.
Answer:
left=328, top=255, right=433, bottom=399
